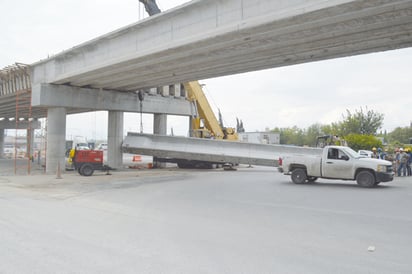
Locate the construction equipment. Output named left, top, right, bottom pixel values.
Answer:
left=138, top=0, right=238, bottom=142
left=316, top=135, right=348, bottom=148
left=69, top=149, right=113, bottom=176
left=138, top=0, right=238, bottom=169
left=185, top=82, right=238, bottom=140
left=139, top=0, right=161, bottom=16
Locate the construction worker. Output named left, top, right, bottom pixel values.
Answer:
left=377, top=147, right=385, bottom=160
left=371, top=147, right=378, bottom=158
left=406, top=148, right=412, bottom=176
left=397, top=148, right=408, bottom=176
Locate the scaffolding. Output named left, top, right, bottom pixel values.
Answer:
left=0, top=63, right=33, bottom=174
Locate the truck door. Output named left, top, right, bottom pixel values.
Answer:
left=322, top=148, right=353, bottom=179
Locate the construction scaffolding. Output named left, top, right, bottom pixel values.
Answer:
left=0, top=63, right=34, bottom=174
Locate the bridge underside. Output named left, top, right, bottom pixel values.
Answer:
left=32, top=0, right=412, bottom=91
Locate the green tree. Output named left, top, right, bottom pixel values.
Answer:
left=387, top=126, right=412, bottom=144
left=302, top=123, right=342, bottom=146
left=344, top=134, right=383, bottom=151
left=335, top=107, right=384, bottom=136
left=279, top=126, right=305, bottom=145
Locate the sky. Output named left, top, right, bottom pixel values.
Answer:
left=1, top=0, right=411, bottom=140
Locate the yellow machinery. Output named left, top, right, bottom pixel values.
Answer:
left=139, top=0, right=238, bottom=142
left=139, top=0, right=239, bottom=169
left=184, top=81, right=238, bottom=140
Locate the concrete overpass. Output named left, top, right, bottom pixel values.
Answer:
left=32, top=0, right=412, bottom=90
left=3, top=0, right=412, bottom=173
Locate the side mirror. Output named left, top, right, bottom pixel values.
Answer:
left=341, top=155, right=349, bottom=161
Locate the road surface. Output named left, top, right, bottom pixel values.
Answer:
left=0, top=165, right=411, bottom=273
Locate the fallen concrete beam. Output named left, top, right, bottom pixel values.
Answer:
left=122, top=133, right=322, bottom=167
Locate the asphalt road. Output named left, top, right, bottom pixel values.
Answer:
left=0, top=165, right=411, bottom=274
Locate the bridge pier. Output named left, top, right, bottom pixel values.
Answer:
left=107, top=111, right=124, bottom=169
left=0, top=129, right=4, bottom=159
left=45, top=107, right=66, bottom=174
left=153, top=113, right=167, bottom=168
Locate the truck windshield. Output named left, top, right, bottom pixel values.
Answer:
left=342, top=147, right=361, bottom=158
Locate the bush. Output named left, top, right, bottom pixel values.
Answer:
left=344, top=134, right=383, bottom=151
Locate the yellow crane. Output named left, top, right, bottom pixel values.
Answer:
left=184, top=82, right=237, bottom=140
left=139, top=0, right=238, bottom=141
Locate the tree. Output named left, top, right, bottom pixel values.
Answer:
left=274, top=126, right=305, bottom=145
left=344, top=134, right=383, bottom=151
left=335, top=107, right=384, bottom=136
left=387, top=126, right=412, bottom=144
left=304, top=123, right=332, bottom=146
left=236, top=118, right=245, bottom=133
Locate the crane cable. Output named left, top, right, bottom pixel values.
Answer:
left=138, top=90, right=144, bottom=133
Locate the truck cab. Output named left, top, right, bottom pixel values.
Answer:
left=281, top=146, right=394, bottom=187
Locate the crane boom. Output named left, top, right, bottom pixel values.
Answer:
left=138, top=0, right=161, bottom=16
left=138, top=0, right=238, bottom=141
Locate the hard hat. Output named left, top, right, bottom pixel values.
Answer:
left=372, top=147, right=377, bottom=151
left=400, top=148, right=404, bottom=151
left=377, top=148, right=382, bottom=152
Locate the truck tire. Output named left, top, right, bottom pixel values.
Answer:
left=291, top=168, right=307, bottom=184
left=356, top=170, right=375, bottom=187
left=80, top=164, right=94, bottom=176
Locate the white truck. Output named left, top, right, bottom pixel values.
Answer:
left=280, top=145, right=394, bottom=187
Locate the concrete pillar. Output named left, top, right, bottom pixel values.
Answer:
left=149, top=87, right=157, bottom=96
left=173, top=84, right=181, bottom=98
left=153, top=114, right=167, bottom=168
left=161, top=85, right=169, bottom=97
left=26, top=128, right=35, bottom=159
left=153, top=114, right=167, bottom=135
left=180, top=83, right=186, bottom=98
left=0, top=129, right=4, bottom=159
left=108, top=111, right=124, bottom=169
left=46, top=107, right=66, bottom=174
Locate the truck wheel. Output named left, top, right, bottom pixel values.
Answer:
left=291, top=168, right=307, bottom=184
left=307, top=176, right=318, bottom=183
left=356, top=171, right=375, bottom=187
left=80, top=164, right=94, bottom=176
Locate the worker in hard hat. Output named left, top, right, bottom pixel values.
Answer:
left=371, top=147, right=378, bottom=159
left=397, top=148, right=408, bottom=176
left=377, top=147, right=385, bottom=160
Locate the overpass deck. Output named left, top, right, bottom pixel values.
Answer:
left=32, top=0, right=412, bottom=92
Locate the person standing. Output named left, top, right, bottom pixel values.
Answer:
left=398, top=148, right=407, bottom=177
left=406, top=148, right=412, bottom=176
left=371, top=147, right=378, bottom=158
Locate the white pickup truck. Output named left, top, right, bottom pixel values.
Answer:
left=280, top=146, right=394, bottom=187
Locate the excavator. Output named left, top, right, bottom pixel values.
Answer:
left=138, top=0, right=238, bottom=141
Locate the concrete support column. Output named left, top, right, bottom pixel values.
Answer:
left=173, top=84, right=181, bottom=98
left=149, top=87, right=157, bottom=96
left=26, top=128, right=35, bottom=159
left=153, top=114, right=167, bottom=168
left=0, top=129, right=4, bottom=159
left=108, top=111, right=124, bottom=169
left=161, top=85, right=169, bottom=97
left=46, top=107, right=66, bottom=174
